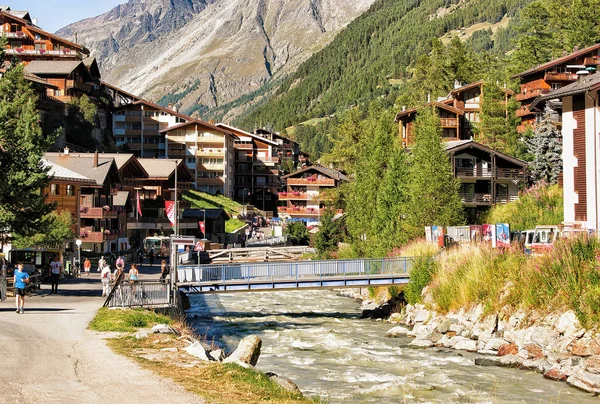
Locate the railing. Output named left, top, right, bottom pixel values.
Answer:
left=5, top=48, right=80, bottom=58
left=456, top=167, right=492, bottom=178
left=515, top=88, right=550, bottom=102
left=544, top=72, right=578, bottom=82
left=287, top=178, right=335, bottom=186
left=440, top=118, right=458, bottom=127
left=176, top=257, right=413, bottom=284
left=515, top=106, right=534, bottom=117
left=460, top=193, right=492, bottom=205
left=496, top=195, right=520, bottom=204
left=497, top=168, right=525, bottom=179
left=104, top=280, right=170, bottom=308
left=280, top=207, right=321, bottom=215
left=245, top=236, right=288, bottom=247
left=254, top=156, right=280, bottom=164
left=278, top=192, right=311, bottom=200
left=80, top=207, right=118, bottom=218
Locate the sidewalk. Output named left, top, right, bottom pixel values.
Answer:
left=0, top=272, right=201, bottom=404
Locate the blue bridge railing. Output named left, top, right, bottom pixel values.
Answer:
left=176, top=257, right=413, bottom=285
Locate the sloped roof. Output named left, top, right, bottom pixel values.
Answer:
left=113, top=191, right=130, bottom=207
left=450, top=81, right=514, bottom=96
left=160, top=119, right=235, bottom=137
left=100, top=81, right=141, bottom=102
left=24, top=60, right=84, bottom=76
left=538, top=73, right=600, bottom=101
left=216, top=123, right=280, bottom=147
left=182, top=209, right=230, bottom=221
left=512, top=43, right=600, bottom=79
left=282, top=164, right=347, bottom=181
left=129, top=99, right=192, bottom=121
left=444, top=140, right=527, bottom=167
left=137, top=158, right=195, bottom=182
left=44, top=153, right=117, bottom=186
left=24, top=72, right=57, bottom=88
left=82, top=57, right=101, bottom=79
left=41, top=158, right=96, bottom=184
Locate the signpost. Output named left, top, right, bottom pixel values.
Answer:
left=195, top=240, right=205, bottom=268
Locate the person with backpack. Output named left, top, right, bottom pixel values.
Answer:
left=100, top=264, right=111, bottom=297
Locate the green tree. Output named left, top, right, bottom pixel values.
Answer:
left=12, top=210, right=75, bottom=249
left=405, top=107, right=464, bottom=236
left=313, top=208, right=343, bottom=256
left=65, top=94, right=99, bottom=149
left=479, top=82, right=520, bottom=156
left=285, top=222, right=309, bottom=245
left=526, top=106, right=562, bottom=185
left=0, top=64, right=57, bottom=237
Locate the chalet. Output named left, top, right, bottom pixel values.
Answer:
left=445, top=141, right=527, bottom=213
left=280, top=165, right=347, bottom=219
left=253, top=128, right=305, bottom=169
left=512, top=43, right=600, bottom=133
left=396, top=100, right=464, bottom=147
left=113, top=99, right=191, bottom=158
left=216, top=123, right=283, bottom=212
left=24, top=60, right=97, bottom=103
left=0, top=8, right=89, bottom=62
left=537, top=74, right=600, bottom=230
left=44, top=151, right=127, bottom=254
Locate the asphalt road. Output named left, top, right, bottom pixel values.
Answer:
left=0, top=266, right=201, bottom=404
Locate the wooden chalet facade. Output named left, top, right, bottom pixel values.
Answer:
left=280, top=165, right=347, bottom=219
left=512, top=43, right=600, bottom=133
left=396, top=101, right=464, bottom=147
left=162, top=120, right=236, bottom=197
left=445, top=141, right=527, bottom=210
left=24, top=60, right=97, bottom=103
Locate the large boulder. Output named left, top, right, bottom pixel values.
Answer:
left=569, top=337, right=600, bottom=357
left=152, top=324, right=178, bottom=335
left=483, top=338, right=508, bottom=351
left=497, top=343, right=519, bottom=357
left=224, top=335, right=262, bottom=366
left=567, top=370, right=600, bottom=394
left=266, top=372, right=302, bottom=394
left=544, top=367, right=568, bottom=381
left=584, top=356, right=600, bottom=374
left=184, top=341, right=212, bottom=361
left=385, top=326, right=410, bottom=338
left=453, top=337, right=478, bottom=352
left=409, top=339, right=434, bottom=348
left=523, top=343, right=545, bottom=360
left=556, top=311, right=581, bottom=336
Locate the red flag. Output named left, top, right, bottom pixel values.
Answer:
left=198, top=221, right=205, bottom=236
left=165, top=201, right=175, bottom=226
left=136, top=190, right=143, bottom=218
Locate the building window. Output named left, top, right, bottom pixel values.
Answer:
left=50, top=184, right=60, bottom=195
left=66, top=185, right=74, bottom=196
left=551, top=83, right=562, bottom=90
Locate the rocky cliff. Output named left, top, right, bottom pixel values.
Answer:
left=57, top=0, right=376, bottom=118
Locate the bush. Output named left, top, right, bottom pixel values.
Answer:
left=405, top=255, right=437, bottom=304
left=285, top=222, right=309, bottom=245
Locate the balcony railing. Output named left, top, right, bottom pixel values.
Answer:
left=440, top=118, right=458, bottom=127
left=543, top=71, right=578, bottom=82
left=278, top=192, right=311, bottom=200
left=280, top=207, right=321, bottom=215
left=287, top=178, right=335, bottom=186
left=80, top=207, right=119, bottom=219
left=234, top=143, right=254, bottom=150
left=515, top=106, right=534, bottom=117
left=254, top=156, right=280, bottom=164
left=460, top=193, right=519, bottom=205
left=4, top=48, right=80, bottom=58
left=515, top=88, right=550, bottom=102
left=197, top=177, right=225, bottom=185
left=497, top=168, right=525, bottom=179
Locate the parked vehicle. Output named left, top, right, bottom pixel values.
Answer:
left=529, top=226, right=559, bottom=255
left=143, top=236, right=171, bottom=258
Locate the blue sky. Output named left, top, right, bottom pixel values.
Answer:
left=13, top=1, right=126, bottom=33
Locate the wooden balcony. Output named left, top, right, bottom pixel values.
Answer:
left=254, top=156, right=280, bottom=164
left=80, top=227, right=119, bottom=243
left=80, top=207, right=118, bottom=219
left=515, top=106, right=534, bottom=117
left=197, top=177, right=225, bottom=186
left=460, top=193, right=492, bottom=206
left=197, top=149, right=226, bottom=157
left=280, top=207, right=321, bottom=216
left=516, top=88, right=550, bottom=102
left=543, top=71, right=578, bottom=82
left=456, top=167, right=492, bottom=178
left=234, top=143, right=254, bottom=150
left=278, top=192, right=311, bottom=201
left=497, top=168, right=525, bottom=179
left=584, top=56, right=600, bottom=66
left=440, top=118, right=458, bottom=127
left=286, top=178, right=335, bottom=186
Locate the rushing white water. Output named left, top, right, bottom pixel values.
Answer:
left=187, top=290, right=597, bottom=403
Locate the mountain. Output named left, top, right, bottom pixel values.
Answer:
left=57, top=0, right=376, bottom=117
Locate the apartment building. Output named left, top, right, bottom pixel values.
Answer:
left=161, top=120, right=236, bottom=197
left=512, top=44, right=600, bottom=133
left=113, top=100, right=191, bottom=159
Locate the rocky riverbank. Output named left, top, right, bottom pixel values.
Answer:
left=385, top=303, right=600, bottom=394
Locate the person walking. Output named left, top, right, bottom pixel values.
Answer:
left=129, top=263, right=139, bottom=281
left=83, top=258, right=91, bottom=276
left=159, top=260, right=169, bottom=282
left=116, top=255, right=124, bottom=268
left=49, top=256, right=63, bottom=294
left=14, top=263, right=29, bottom=314
left=100, top=264, right=111, bottom=297
left=148, top=249, right=155, bottom=266
left=97, top=256, right=106, bottom=272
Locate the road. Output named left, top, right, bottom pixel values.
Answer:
left=0, top=265, right=201, bottom=404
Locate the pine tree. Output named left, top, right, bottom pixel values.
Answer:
left=406, top=107, right=464, bottom=236
left=313, top=208, right=343, bottom=257
left=526, top=106, right=562, bottom=185
left=0, top=64, right=58, bottom=237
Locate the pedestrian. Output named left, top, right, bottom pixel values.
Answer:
left=113, top=265, right=124, bottom=282
left=100, top=264, right=111, bottom=297
left=116, top=255, right=124, bottom=268
left=160, top=260, right=169, bottom=282
left=83, top=258, right=91, bottom=276
left=14, top=262, right=29, bottom=314
left=129, top=263, right=139, bottom=281
left=49, top=255, right=63, bottom=294
left=97, top=255, right=106, bottom=272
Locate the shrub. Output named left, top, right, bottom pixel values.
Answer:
left=405, top=255, right=437, bottom=304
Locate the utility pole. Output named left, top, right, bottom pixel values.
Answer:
left=174, top=160, right=178, bottom=236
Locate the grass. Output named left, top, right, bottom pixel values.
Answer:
left=88, top=308, right=173, bottom=333
left=225, top=218, right=247, bottom=233
left=184, top=190, right=243, bottom=215
left=102, top=325, right=316, bottom=403
left=408, top=235, right=600, bottom=328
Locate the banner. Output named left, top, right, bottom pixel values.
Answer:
left=496, top=223, right=511, bottom=248
left=136, top=190, right=143, bottom=218
left=198, top=221, right=205, bottom=236
left=165, top=201, right=175, bottom=227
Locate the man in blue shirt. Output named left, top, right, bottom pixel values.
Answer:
left=14, top=262, right=29, bottom=314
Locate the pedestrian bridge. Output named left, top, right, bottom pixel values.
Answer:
left=175, top=257, right=413, bottom=294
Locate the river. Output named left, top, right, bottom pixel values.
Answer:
left=187, top=290, right=597, bottom=403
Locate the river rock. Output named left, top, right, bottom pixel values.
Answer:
left=224, top=335, right=262, bottom=366
left=209, top=349, right=225, bottom=362
left=544, top=367, right=568, bottom=381
left=521, top=359, right=550, bottom=373
left=584, top=356, right=600, bottom=374
left=497, top=343, right=518, bottom=357
left=184, top=341, right=212, bottom=361
left=569, top=337, right=600, bottom=357
left=389, top=313, right=403, bottom=323
left=135, top=331, right=149, bottom=339
left=266, top=372, right=302, bottom=394
left=152, top=324, right=177, bottom=335
left=453, top=337, right=477, bottom=352
left=475, top=354, right=521, bottom=368
left=528, top=326, right=557, bottom=348
left=508, top=310, right=527, bottom=329
left=414, top=309, right=431, bottom=323
left=557, top=311, right=580, bottom=336
left=483, top=338, right=508, bottom=351
left=567, top=370, right=600, bottom=393
left=449, top=324, right=465, bottom=335
left=523, top=343, right=545, bottom=360
left=437, top=335, right=452, bottom=348
left=385, top=326, right=410, bottom=338
left=409, top=339, right=434, bottom=348
left=409, top=324, right=431, bottom=339
left=436, top=318, right=454, bottom=334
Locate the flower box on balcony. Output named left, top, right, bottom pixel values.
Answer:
left=279, top=192, right=287, bottom=197
left=292, top=192, right=301, bottom=196
left=103, top=205, right=111, bottom=212
left=79, top=206, right=88, bottom=213
left=15, top=47, right=23, bottom=53
left=39, top=49, right=46, bottom=54
left=16, top=31, right=24, bottom=38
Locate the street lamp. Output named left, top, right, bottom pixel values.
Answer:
left=75, top=239, right=82, bottom=272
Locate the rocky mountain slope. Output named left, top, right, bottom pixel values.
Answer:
left=57, top=0, right=376, bottom=117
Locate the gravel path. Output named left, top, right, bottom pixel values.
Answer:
left=0, top=270, right=202, bottom=404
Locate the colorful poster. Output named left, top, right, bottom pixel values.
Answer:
left=470, top=225, right=482, bottom=242
left=496, top=223, right=511, bottom=248
left=482, top=224, right=493, bottom=243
